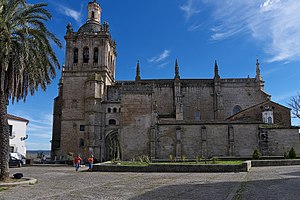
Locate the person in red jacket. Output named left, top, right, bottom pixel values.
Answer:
left=87, top=155, right=94, bottom=172
left=73, top=154, right=82, bottom=171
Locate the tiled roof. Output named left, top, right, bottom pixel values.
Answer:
left=7, top=114, right=29, bottom=124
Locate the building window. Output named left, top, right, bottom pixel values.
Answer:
left=73, top=48, right=78, bottom=63
left=79, top=138, right=84, bottom=147
left=83, top=47, right=89, bottom=63
left=262, top=110, right=273, bottom=124
left=176, top=126, right=181, bottom=141
left=8, top=125, right=13, bottom=137
left=268, top=117, right=272, bottom=124
left=113, top=107, right=117, bottom=113
left=201, top=126, right=207, bottom=141
left=109, top=119, right=117, bottom=125
left=80, top=125, right=85, bottom=131
left=232, top=105, right=241, bottom=115
left=195, top=111, right=200, bottom=121
left=91, top=11, right=95, bottom=18
left=228, top=126, right=234, bottom=142
left=93, top=47, right=98, bottom=63
left=108, top=108, right=111, bottom=113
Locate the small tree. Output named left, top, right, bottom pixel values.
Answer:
left=284, top=151, right=289, bottom=159
left=252, top=149, right=260, bottom=160
left=289, top=93, right=300, bottom=119
left=288, top=147, right=297, bottom=159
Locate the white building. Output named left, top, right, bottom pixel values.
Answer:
left=8, top=114, right=29, bottom=157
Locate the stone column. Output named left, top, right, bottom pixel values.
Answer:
left=150, top=127, right=156, bottom=160
left=176, top=127, right=182, bottom=159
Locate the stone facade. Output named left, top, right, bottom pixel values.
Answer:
left=51, top=1, right=300, bottom=161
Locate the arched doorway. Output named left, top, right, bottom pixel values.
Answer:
left=105, top=131, right=121, bottom=161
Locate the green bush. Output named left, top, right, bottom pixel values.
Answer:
left=169, top=154, right=175, bottom=162
left=195, top=156, right=203, bottom=163
left=138, top=155, right=151, bottom=164
left=212, top=156, right=219, bottom=164
left=143, top=155, right=151, bottom=164
left=288, top=147, right=297, bottom=159
left=111, top=159, right=120, bottom=165
left=252, top=149, right=260, bottom=160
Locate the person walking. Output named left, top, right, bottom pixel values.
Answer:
left=73, top=154, right=82, bottom=172
left=42, top=154, right=46, bottom=164
left=87, top=155, right=94, bottom=172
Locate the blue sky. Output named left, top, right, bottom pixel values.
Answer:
left=8, top=0, right=300, bottom=150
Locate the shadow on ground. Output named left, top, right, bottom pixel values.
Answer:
left=129, top=177, right=300, bottom=200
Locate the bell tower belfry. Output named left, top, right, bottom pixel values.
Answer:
left=64, top=0, right=116, bottom=87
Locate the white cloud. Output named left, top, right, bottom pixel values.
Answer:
left=158, top=61, right=170, bottom=69
left=27, top=124, right=51, bottom=132
left=182, top=0, right=300, bottom=63
left=260, top=0, right=281, bottom=11
left=29, top=133, right=52, bottom=139
left=57, top=5, right=82, bottom=24
left=180, top=0, right=201, bottom=20
left=188, top=23, right=203, bottom=32
left=148, top=50, right=171, bottom=63
left=27, top=114, right=53, bottom=126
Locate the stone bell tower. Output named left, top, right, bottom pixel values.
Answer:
left=52, top=0, right=116, bottom=161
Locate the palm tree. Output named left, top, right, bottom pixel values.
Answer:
left=0, top=0, right=61, bottom=181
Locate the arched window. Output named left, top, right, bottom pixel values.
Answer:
left=109, top=119, right=116, bottom=125
left=113, top=107, right=117, bottom=113
left=91, top=11, right=95, bottom=18
left=79, top=138, right=84, bottom=147
left=228, top=125, right=234, bottom=142
left=119, top=108, right=121, bottom=113
left=268, top=116, right=273, bottom=124
left=233, top=105, right=242, bottom=115
left=195, top=111, right=200, bottom=121
left=83, top=47, right=89, bottom=63
left=201, top=126, right=207, bottom=141
left=73, top=48, right=78, bottom=63
left=108, top=108, right=111, bottom=113
left=93, top=47, right=98, bottom=63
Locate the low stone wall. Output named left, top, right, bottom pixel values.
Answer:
left=251, top=159, right=300, bottom=167
left=93, top=161, right=251, bottom=173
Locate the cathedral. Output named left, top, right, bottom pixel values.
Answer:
left=51, top=1, right=300, bottom=161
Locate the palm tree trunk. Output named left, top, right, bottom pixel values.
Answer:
left=0, top=88, right=9, bottom=181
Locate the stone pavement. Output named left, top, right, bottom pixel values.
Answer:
left=0, top=165, right=299, bottom=200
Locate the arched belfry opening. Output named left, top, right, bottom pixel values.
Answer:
left=105, top=130, right=121, bottom=161
left=83, top=47, right=89, bottom=63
